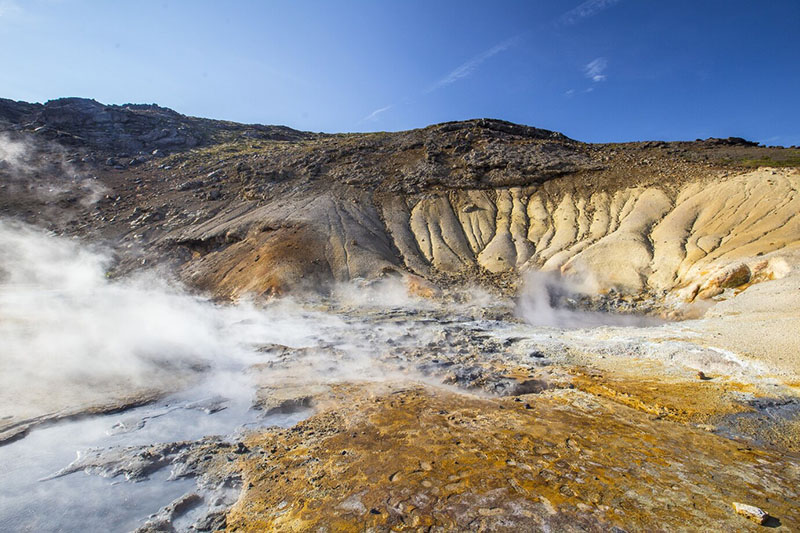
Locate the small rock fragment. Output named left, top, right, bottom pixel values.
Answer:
left=234, top=442, right=249, bottom=454
left=732, top=502, right=769, bottom=524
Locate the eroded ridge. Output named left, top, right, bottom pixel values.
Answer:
left=177, top=168, right=799, bottom=308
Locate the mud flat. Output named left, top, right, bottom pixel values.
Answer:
left=2, top=293, right=799, bottom=532
left=225, top=299, right=800, bottom=531
left=229, top=383, right=800, bottom=532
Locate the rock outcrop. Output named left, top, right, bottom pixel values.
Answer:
left=1, top=98, right=799, bottom=309
left=0, top=97, right=314, bottom=154
left=169, top=166, right=799, bottom=312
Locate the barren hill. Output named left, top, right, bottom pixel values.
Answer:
left=3, top=98, right=798, bottom=310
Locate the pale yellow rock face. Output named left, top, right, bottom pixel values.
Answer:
left=176, top=168, right=799, bottom=316
left=381, top=168, right=799, bottom=300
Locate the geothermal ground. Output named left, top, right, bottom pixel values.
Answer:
left=1, top=98, right=799, bottom=532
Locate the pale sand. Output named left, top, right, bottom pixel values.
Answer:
left=687, top=264, right=800, bottom=379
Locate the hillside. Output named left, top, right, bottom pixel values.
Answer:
left=2, top=97, right=800, bottom=531
left=3, top=98, right=799, bottom=301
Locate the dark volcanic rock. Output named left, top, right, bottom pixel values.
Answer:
left=701, top=136, right=760, bottom=147
left=0, top=97, right=315, bottom=154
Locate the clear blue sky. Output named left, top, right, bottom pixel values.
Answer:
left=1, top=0, right=798, bottom=144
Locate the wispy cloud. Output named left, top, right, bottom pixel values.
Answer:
left=584, top=57, right=608, bottom=82
left=426, top=36, right=520, bottom=93
left=559, top=0, right=621, bottom=26
left=0, top=0, right=22, bottom=18
left=359, top=104, right=393, bottom=124
left=359, top=34, right=520, bottom=126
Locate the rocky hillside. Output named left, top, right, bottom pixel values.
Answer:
left=0, top=97, right=314, bottom=153
left=2, top=97, right=799, bottom=311
left=3, top=98, right=800, bottom=532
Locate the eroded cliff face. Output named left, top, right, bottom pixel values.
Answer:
left=172, top=167, right=799, bottom=311
left=409, top=168, right=798, bottom=296
left=3, top=97, right=798, bottom=312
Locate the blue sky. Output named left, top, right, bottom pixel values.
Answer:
left=1, top=1, right=798, bottom=144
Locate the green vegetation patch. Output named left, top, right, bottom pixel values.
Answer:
left=736, top=150, right=800, bottom=168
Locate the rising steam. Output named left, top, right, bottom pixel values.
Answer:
left=0, top=134, right=107, bottom=216
left=0, top=220, right=414, bottom=421
left=515, top=271, right=661, bottom=328
left=0, top=220, right=234, bottom=393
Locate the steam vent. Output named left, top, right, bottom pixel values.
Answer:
left=2, top=97, right=800, bottom=532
